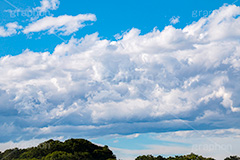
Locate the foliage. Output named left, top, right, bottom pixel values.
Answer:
left=135, top=153, right=215, bottom=160
left=135, top=154, right=165, bottom=160
left=0, top=138, right=116, bottom=160
left=224, top=156, right=240, bottom=160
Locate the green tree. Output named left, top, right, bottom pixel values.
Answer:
left=44, top=151, right=74, bottom=160
left=224, top=156, right=240, bottom=160
left=135, top=153, right=215, bottom=160
left=92, top=145, right=116, bottom=160
left=135, top=155, right=159, bottom=160
left=1, top=148, right=24, bottom=160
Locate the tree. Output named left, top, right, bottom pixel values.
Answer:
left=135, top=155, right=157, bottom=160
left=44, top=151, right=75, bottom=160
left=225, top=156, right=240, bottom=160
left=0, top=148, right=24, bottom=160
left=135, top=153, right=215, bottom=160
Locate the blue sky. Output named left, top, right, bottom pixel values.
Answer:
left=0, top=0, right=234, bottom=56
left=1, top=0, right=240, bottom=159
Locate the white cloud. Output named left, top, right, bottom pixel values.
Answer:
left=23, top=14, right=97, bottom=35
left=112, top=145, right=191, bottom=160
left=108, top=129, right=240, bottom=160
left=35, top=0, right=60, bottom=12
left=0, top=22, right=22, bottom=37
left=1, top=4, right=240, bottom=143
left=183, top=4, right=240, bottom=41
left=151, top=129, right=240, bottom=160
left=117, top=129, right=240, bottom=160
left=170, top=16, right=180, bottom=24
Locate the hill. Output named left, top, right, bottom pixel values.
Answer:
left=0, top=138, right=116, bottom=160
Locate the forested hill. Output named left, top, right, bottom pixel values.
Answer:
left=0, top=138, right=116, bottom=160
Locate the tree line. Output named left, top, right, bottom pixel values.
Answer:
left=135, top=154, right=240, bottom=160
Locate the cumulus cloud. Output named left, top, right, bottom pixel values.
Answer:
left=1, top=4, right=240, bottom=142
left=0, top=22, right=22, bottom=37
left=23, top=14, right=97, bottom=35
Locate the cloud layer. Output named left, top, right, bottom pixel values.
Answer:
left=1, top=4, right=240, bottom=142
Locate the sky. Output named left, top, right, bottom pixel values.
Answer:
left=0, top=0, right=240, bottom=159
